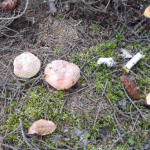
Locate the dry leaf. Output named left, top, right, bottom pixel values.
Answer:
left=28, top=119, right=56, bottom=136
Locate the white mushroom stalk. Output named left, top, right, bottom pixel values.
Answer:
left=122, top=52, right=144, bottom=73
left=13, top=52, right=41, bottom=78
left=97, top=58, right=116, bottom=67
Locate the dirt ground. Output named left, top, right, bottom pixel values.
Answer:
left=1, top=0, right=150, bottom=150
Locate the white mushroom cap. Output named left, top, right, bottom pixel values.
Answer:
left=44, top=60, right=80, bottom=90
left=146, top=93, right=150, bottom=105
left=144, top=6, right=150, bottom=18
left=13, top=52, right=41, bottom=78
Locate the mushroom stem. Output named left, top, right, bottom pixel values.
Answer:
left=144, top=6, right=150, bottom=18
left=122, top=52, right=144, bottom=73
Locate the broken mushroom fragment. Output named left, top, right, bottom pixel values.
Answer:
left=122, top=52, right=144, bottom=73
left=120, top=48, right=132, bottom=59
left=144, top=6, right=150, bottom=18
left=44, top=60, right=80, bottom=90
left=97, top=58, right=116, bottom=67
left=120, top=75, right=140, bottom=99
left=1, top=0, right=17, bottom=11
left=13, top=52, right=41, bottom=78
left=146, top=93, right=150, bottom=105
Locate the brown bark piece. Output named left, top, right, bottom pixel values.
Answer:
left=120, top=75, right=140, bottom=99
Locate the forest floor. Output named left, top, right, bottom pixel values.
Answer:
left=0, top=0, right=150, bottom=150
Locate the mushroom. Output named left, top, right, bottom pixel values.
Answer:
left=1, top=0, right=17, bottom=11
left=122, top=52, right=144, bottom=73
left=44, top=60, right=80, bottom=90
left=144, top=6, right=150, bottom=18
left=133, top=93, right=150, bottom=108
left=13, top=52, right=41, bottom=78
left=146, top=93, right=150, bottom=105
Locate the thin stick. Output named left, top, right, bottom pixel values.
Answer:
left=108, top=130, right=150, bottom=150
left=19, top=119, right=39, bottom=150
left=122, top=85, right=146, bottom=121
left=102, top=79, right=108, bottom=96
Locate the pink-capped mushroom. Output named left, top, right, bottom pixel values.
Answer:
left=146, top=93, right=150, bottom=105
left=44, top=60, right=80, bottom=90
left=144, top=6, right=150, bottom=18
left=13, top=52, right=41, bottom=78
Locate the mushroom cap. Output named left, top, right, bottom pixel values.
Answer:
left=44, top=60, right=80, bottom=90
left=1, top=1, right=17, bottom=11
left=13, top=52, right=41, bottom=78
left=144, top=6, right=150, bottom=18
left=146, top=93, right=150, bottom=105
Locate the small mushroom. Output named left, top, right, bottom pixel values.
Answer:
left=13, top=52, right=41, bottom=78
left=44, top=60, right=80, bottom=90
left=144, top=6, right=150, bottom=18
left=146, top=93, right=150, bottom=105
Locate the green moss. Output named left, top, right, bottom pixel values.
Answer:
left=53, top=49, right=60, bottom=55
left=1, top=40, right=150, bottom=149
left=0, top=88, right=94, bottom=148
